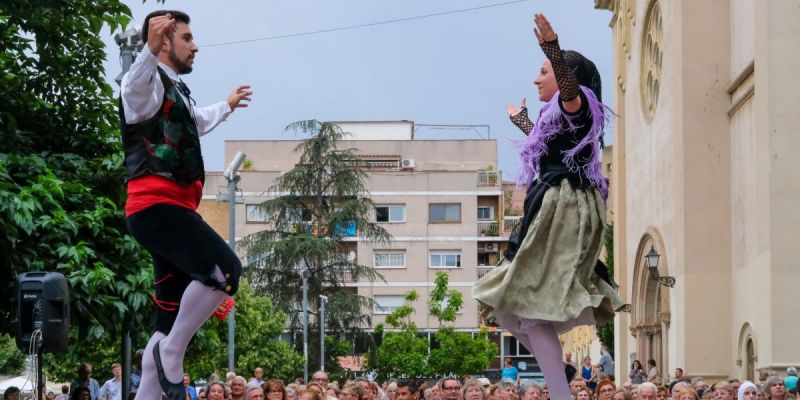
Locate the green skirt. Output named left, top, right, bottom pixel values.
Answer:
left=472, top=179, right=626, bottom=334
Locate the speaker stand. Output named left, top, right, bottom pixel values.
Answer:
left=36, top=335, right=44, bottom=400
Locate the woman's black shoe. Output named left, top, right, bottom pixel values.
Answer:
left=153, top=340, right=186, bottom=400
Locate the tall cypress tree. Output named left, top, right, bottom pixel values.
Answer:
left=241, top=120, right=391, bottom=374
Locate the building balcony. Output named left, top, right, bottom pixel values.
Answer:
left=477, top=170, right=499, bottom=186
left=503, top=216, right=522, bottom=233
left=478, top=221, right=500, bottom=237
left=478, top=266, right=493, bottom=279
left=339, top=270, right=358, bottom=283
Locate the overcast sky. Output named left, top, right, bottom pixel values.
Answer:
left=102, top=0, right=614, bottom=180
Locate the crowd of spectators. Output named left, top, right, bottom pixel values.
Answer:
left=4, top=359, right=798, bottom=400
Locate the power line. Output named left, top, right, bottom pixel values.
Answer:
left=201, top=0, right=528, bottom=48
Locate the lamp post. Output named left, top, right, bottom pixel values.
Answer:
left=645, top=246, right=676, bottom=287
left=301, top=269, right=310, bottom=383
left=114, top=28, right=144, bottom=400
left=319, top=295, right=327, bottom=371
left=224, top=151, right=246, bottom=371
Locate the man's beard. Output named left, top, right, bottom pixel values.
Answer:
left=168, top=48, right=193, bottom=74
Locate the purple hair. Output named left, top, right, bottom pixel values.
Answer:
left=515, top=86, right=613, bottom=199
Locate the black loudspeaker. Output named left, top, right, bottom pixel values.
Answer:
left=14, top=272, right=70, bottom=354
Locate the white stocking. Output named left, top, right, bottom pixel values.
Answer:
left=157, top=267, right=227, bottom=383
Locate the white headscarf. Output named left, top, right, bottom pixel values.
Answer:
left=738, top=381, right=757, bottom=400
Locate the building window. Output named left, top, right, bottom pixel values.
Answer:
left=477, top=206, right=494, bottom=221
left=373, top=295, right=405, bottom=314
left=640, top=0, right=663, bottom=122
left=429, top=203, right=461, bottom=222
left=430, top=250, right=462, bottom=268
left=376, top=204, right=406, bottom=223
left=374, top=250, right=406, bottom=268
left=246, top=204, right=268, bottom=222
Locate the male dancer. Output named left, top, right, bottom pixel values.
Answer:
left=120, top=10, right=252, bottom=400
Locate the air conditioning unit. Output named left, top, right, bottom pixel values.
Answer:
left=485, top=243, right=499, bottom=252
left=401, top=158, right=415, bottom=169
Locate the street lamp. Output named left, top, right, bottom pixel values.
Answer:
left=114, top=28, right=144, bottom=86
left=319, top=294, right=328, bottom=371
left=301, top=268, right=310, bottom=384
left=225, top=151, right=246, bottom=371
left=645, top=246, right=675, bottom=287
left=114, top=27, right=144, bottom=400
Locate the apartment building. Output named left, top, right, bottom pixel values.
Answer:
left=198, top=121, right=518, bottom=361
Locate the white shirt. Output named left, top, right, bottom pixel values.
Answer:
left=98, top=378, right=121, bottom=400
left=120, top=49, right=231, bottom=136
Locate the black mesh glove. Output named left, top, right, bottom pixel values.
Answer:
left=540, top=38, right=580, bottom=102
left=510, top=107, right=535, bottom=134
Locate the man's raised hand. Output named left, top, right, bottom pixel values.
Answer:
left=227, top=85, right=253, bottom=111
left=147, top=14, right=176, bottom=55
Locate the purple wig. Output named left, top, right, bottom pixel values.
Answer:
left=515, top=85, right=614, bottom=199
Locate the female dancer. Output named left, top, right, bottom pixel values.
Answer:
left=473, top=13, right=626, bottom=399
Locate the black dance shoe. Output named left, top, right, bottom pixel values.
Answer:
left=153, top=340, right=186, bottom=400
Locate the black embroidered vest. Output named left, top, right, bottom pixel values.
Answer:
left=120, top=68, right=205, bottom=185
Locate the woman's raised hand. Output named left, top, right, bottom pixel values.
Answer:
left=533, top=13, right=557, bottom=44
left=505, top=98, right=527, bottom=116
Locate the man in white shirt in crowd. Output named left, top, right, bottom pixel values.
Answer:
left=98, top=363, right=123, bottom=400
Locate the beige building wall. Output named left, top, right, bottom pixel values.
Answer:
left=596, top=0, right=800, bottom=383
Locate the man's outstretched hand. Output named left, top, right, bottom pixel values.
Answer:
left=227, top=85, right=253, bottom=111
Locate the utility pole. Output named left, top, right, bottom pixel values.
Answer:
left=114, top=27, right=144, bottom=400
left=224, top=152, right=247, bottom=372
left=319, top=295, right=327, bottom=371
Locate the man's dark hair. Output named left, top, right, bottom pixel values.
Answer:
left=396, top=379, right=418, bottom=394
left=141, top=10, right=190, bottom=43
left=676, top=368, right=684, bottom=374
left=440, top=377, right=460, bottom=388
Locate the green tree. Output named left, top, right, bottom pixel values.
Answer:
left=427, top=272, right=497, bottom=376
left=366, top=291, right=429, bottom=380
left=596, top=223, right=615, bottom=353
left=0, top=0, right=155, bottom=364
left=240, top=120, right=390, bottom=373
left=0, top=334, right=26, bottom=376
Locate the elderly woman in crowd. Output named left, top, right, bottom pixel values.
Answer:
left=763, top=376, right=787, bottom=400
left=712, top=382, right=736, bottom=400
left=263, top=379, right=287, bottom=400
left=595, top=379, right=616, bottom=400
left=206, top=382, right=228, bottom=400
left=519, top=382, right=543, bottom=400
left=499, top=381, right=518, bottom=400
left=736, top=381, right=758, bottom=400
left=461, top=379, right=485, bottom=400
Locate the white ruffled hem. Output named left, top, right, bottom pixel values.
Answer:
left=494, top=306, right=597, bottom=335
